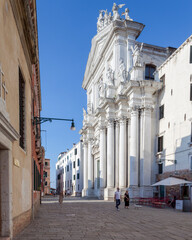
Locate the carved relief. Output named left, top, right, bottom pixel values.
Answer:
left=118, top=58, right=127, bottom=82
left=106, top=66, right=114, bottom=86
left=98, top=76, right=106, bottom=98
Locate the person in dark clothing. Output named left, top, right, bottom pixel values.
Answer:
left=124, top=190, right=130, bottom=209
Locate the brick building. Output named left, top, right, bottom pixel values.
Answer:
left=0, top=0, right=42, bottom=238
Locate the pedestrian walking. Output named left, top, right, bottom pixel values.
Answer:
left=114, top=187, right=121, bottom=211
left=124, top=190, right=130, bottom=209
left=59, top=191, right=63, bottom=204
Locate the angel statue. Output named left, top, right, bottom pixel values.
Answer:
left=131, top=43, right=143, bottom=67
left=104, top=10, right=108, bottom=26
left=97, top=10, right=104, bottom=32
left=112, top=3, right=125, bottom=20
left=122, top=8, right=133, bottom=21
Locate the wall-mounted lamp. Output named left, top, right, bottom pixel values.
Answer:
left=33, top=117, right=75, bottom=131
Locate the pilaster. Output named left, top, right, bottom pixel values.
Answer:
left=119, top=117, right=127, bottom=188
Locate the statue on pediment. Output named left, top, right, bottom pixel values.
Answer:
left=104, top=10, right=108, bottom=26
left=112, top=3, right=125, bottom=20
left=106, top=66, right=114, bottom=86
left=122, top=8, right=133, bottom=21
left=97, top=10, right=104, bottom=32
left=131, top=43, right=143, bottom=67
left=118, top=58, right=126, bottom=82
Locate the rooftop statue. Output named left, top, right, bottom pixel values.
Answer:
left=122, top=8, right=133, bottom=21
left=97, top=10, right=104, bottom=32
left=112, top=3, right=125, bottom=20
left=131, top=43, right=143, bottom=67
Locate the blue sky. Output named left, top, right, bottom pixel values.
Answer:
left=36, top=0, right=192, bottom=188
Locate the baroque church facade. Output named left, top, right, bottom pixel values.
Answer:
left=80, top=3, right=176, bottom=200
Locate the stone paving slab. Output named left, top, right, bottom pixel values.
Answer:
left=13, top=196, right=192, bottom=240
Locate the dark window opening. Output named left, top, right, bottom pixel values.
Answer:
left=77, top=173, right=80, bottom=179
left=158, top=136, right=163, bottom=152
left=73, top=161, right=75, bottom=168
left=19, top=68, right=25, bottom=149
left=73, top=175, right=75, bottom=180
left=190, top=46, right=192, bottom=64
left=158, top=164, right=163, bottom=174
left=145, top=64, right=156, bottom=80
left=77, top=158, right=80, bottom=166
left=159, top=105, right=164, bottom=120
left=34, top=160, right=41, bottom=191
left=67, top=165, right=69, bottom=172
left=190, top=83, right=192, bottom=101
left=74, top=148, right=77, bottom=155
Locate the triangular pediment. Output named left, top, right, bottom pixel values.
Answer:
left=83, top=24, right=113, bottom=89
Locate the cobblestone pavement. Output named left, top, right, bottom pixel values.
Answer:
left=14, top=196, right=192, bottom=240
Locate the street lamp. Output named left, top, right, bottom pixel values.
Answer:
left=33, top=116, right=75, bottom=130
left=156, top=153, right=177, bottom=164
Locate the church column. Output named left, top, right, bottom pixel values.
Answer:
left=107, top=119, right=114, bottom=188
left=129, top=107, right=139, bottom=196
left=140, top=106, right=153, bottom=197
left=88, top=140, right=93, bottom=189
left=119, top=117, right=126, bottom=188
left=82, top=142, right=88, bottom=195
left=127, top=119, right=131, bottom=188
left=99, top=126, right=106, bottom=189
left=115, top=121, right=119, bottom=188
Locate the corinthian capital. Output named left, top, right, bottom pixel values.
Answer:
left=118, top=116, right=127, bottom=125
left=107, top=118, right=114, bottom=127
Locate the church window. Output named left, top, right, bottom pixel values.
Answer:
left=190, top=46, right=192, bottom=63
left=77, top=173, right=80, bottom=179
left=159, top=105, right=164, bottom=120
left=158, top=136, right=163, bottom=152
left=145, top=64, right=156, bottom=80
left=73, top=161, right=75, bottom=168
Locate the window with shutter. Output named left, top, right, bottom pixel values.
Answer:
left=19, top=68, right=25, bottom=149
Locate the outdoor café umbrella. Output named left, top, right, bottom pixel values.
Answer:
left=151, top=177, right=192, bottom=186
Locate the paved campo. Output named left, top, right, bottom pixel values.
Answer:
left=14, top=196, right=192, bottom=240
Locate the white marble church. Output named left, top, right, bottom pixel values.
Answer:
left=80, top=3, right=177, bottom=200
